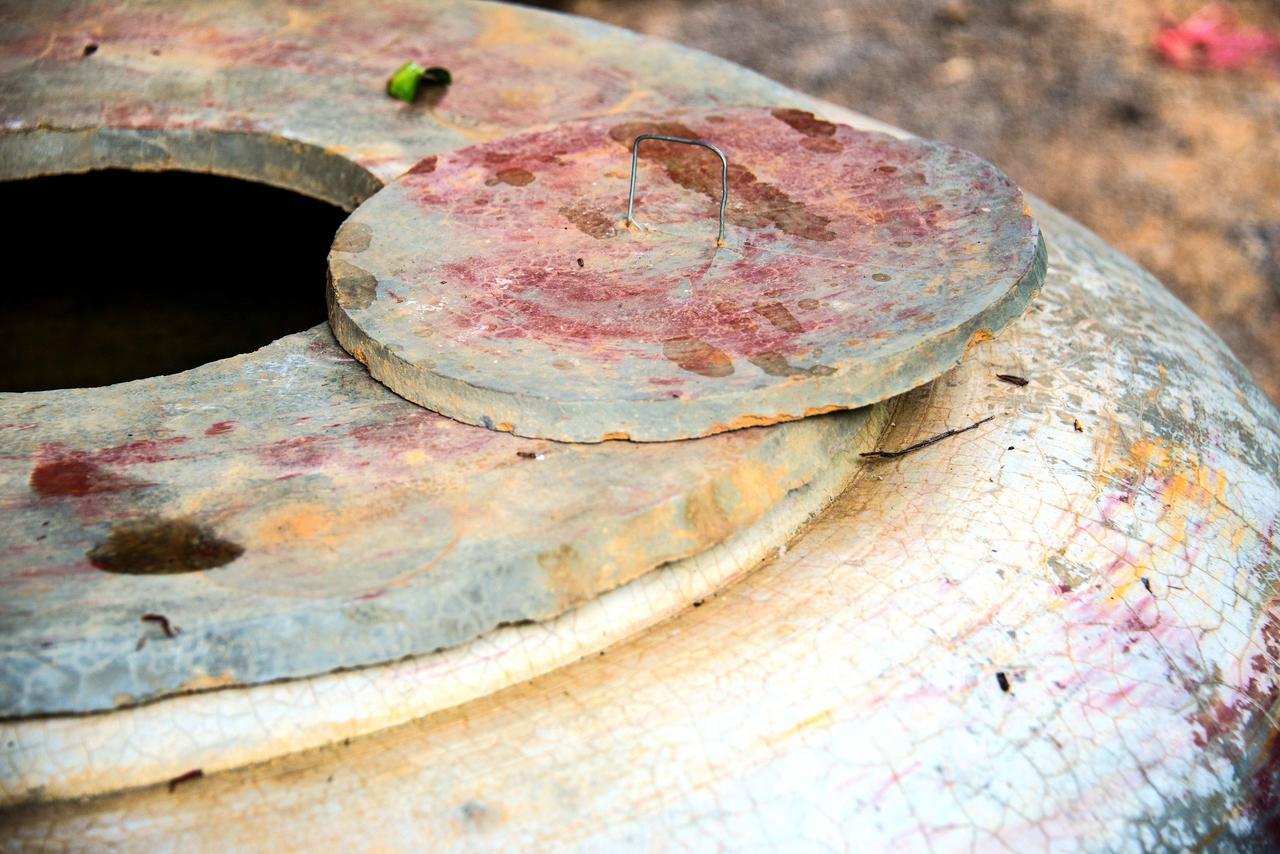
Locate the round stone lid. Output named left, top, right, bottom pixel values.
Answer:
left=328, top=107, right=1046, bottom=442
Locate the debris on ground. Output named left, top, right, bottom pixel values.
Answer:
left=1155, top=5, right=1280, bottom=73
left=386, top=62, right=452, bottom=102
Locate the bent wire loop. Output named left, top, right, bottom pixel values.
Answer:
left=625, top=134, right=729, bottom=246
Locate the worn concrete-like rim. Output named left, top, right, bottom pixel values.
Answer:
left=0, top=127, right=383, bottom=212
left=0, top=123, right=872, bottom=719
left=0, top=0, right=916, bottom=722
left=2, top=3, right=1278, bottom=844
left=331, top=235, right=1047, bottom=443
left=0, top=401, right=886, bottom=806
left=327, top=111, right=1047, bottom=443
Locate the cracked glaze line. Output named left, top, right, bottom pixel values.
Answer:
left=6, top=201, right=1279, bottom=850
left=0, top=0, right=1276, bottom=848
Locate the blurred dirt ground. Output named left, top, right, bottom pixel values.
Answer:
left=545, top=0, right=1280, bottom=403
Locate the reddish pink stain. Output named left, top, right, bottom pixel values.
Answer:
left=348, top=409, right=499, bottom=458
left=28, top=442, right=171, bottom=498
left=205, top=421, right=236, bottom=436
left=1191, top=695, right=1247, bottom=750
left=91, top=437, right=189, bottom=466
left=395, top=109, right=1031, bottom=374
left=1241, top=608, right=1280, bottom=842
left=16, top=561, right=96, bottom=580
left=256, top=435, right=334, bottom=469
left=1094, top=683, right=1140, bottom=710
left=1155, top=5, right=1280, bottom=73
left=30, top=457, right=134, bottom=498
left=609, top=120, right=837, bottom=241
left=1246, top=731, right=1280, bottom=846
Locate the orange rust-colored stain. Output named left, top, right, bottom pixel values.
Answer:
left=1094, top=436, right=1232, bottom=603
left=965, top=328, right=995, bottom=351
left=1126, top=438, right=1172, bottom=471
left=601, top=432, right=631, bottom=441
left=705, top=412, right=803, bottom=433
left=256, top=503, right=332, bottom=547
left=765, top=708, right=836, bottom=746
left=803, top=405, right=842, bottom=417
left=495, top=423, right=515, bottom=432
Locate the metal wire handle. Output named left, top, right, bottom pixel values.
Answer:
left=626, top=134, right=728, bottom=247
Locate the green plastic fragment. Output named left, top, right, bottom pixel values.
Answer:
left=386, top=62, right=452, bottom=103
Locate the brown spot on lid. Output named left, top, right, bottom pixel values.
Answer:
left=490, top=167, right=535, bottom=187
left=330, top=259, right=377, bottom=310
left=748, top=352, right=836, bottom=377
left=559, top=200, right=617, bottom=239
left=772, top=108, right=844, bottom=154
left=753, top=301, right=804, bottom=333
left=663, top=337, right=734, bottom=377
left=771, top=108, right=838, bottom=139
left=802, top=136, right=843, bottom=154
left=407, top=155, right=438, bottom=175
left=89, top=518, right=244, bottom=575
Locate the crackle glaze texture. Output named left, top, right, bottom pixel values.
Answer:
left=0, top=0, right=1278, bottom=850
left=8, top=204, right=1280, bottom=850
left=330, top=107, right=1045, bottom=442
